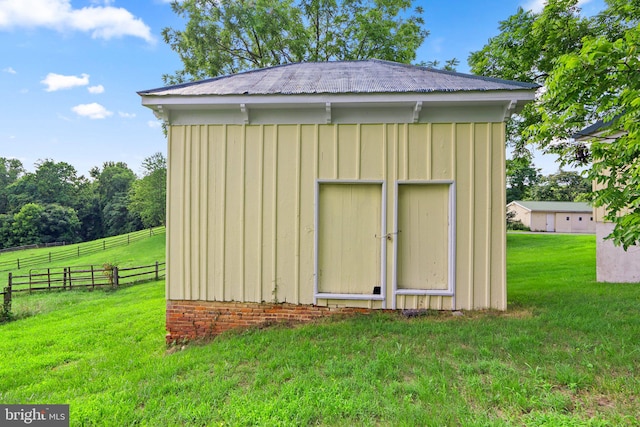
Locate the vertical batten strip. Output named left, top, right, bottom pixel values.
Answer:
left=165, top=128, right=172, bottom=298
left=202, top=126, right=211, bottom=301
left=313, top=125, right=319, bottom=304
left=258, top=126, right=264, bottom=302
left=468, top=123, right=476, bottom=310
left=241, top=125, right=247, bottom=301
left=485, top=124, right=492, bottom=308
left=403, top=124, right=409, bottom=180
left=333, top=125, right=339, bottom=179
left=193, top=126, right=201, bottom=300
left=450, top=123, right=457, bottom=311
left=199, top=126, right=207, bottom=301
left=382, top=124, right=388, bottom=307
left=182, top=125, right=190, bottom=300
left=426, top=123, right=432, bottom=180
left=391, top=124, right=399, bottom=309
left=356, top=124, right=361, bottom=179
left=451, top=124, right=457, bottom=179
left=499, top=123, right=507, bottom=309
left=295, top=125, right=302, bottom=304
left=220, top=125, right=227, bottom=301
left=272, top=126, right=278, bottom=301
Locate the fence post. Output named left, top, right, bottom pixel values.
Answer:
left=48, top=268, right=51, bottom=290
left=3, top=274, right=12, bottom=318
left=91, top=265, right=95, bottom=289
left=155, top=261, right=159, bottom=280
left=63, top=268, right=67, bottom=290
left=103, top=241, right=106, bottom=250
left=17, top=259, right=19, bottom=270
left=68, top=268, right=72, bottom=289
left=113, top=267, right=119, bottom=287
left=77, top=246, right=80, bottom=257
left=29, top=270, right=32, bottom=294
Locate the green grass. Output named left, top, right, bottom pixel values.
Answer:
left=0, top=229, right=165, bottom=288
left=3, top=231, right=165, bottom=319
left=1, top=233, right=639, bottom=426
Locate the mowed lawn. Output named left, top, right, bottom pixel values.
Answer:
left=1, top=233, right=639, bottom=426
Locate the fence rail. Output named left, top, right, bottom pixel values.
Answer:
left=1, top=262, right=165, bottom=318
left=0, top=241, right=68, bottom=254
left=0, top=227, right=164, bottom=272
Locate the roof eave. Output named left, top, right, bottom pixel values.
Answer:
left=141, top=90, right=536, bottom=109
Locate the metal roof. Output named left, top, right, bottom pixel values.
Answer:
left=509, top=201, right=592, bottom=213
left=139, top=59, right=539, bottom=97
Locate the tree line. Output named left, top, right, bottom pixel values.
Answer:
left=0, top=153, right=166, bottom=249
left=506, top=157, right=591, bottom=204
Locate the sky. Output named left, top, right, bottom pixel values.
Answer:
left=0, top=0, right=606, bottom=177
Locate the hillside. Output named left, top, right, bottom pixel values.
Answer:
left=0, top=227, right=165, bottom=286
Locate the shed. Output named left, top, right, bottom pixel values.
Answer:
left=139, top=60, right=537, bottom=342
left=507, top=200, right=595, bottom=233
left=575, top=122, right=640, bottom=283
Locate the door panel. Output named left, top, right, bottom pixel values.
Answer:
left=397, top=183, right=449, bottom=290
left=317, top=184, right=382, bottom=294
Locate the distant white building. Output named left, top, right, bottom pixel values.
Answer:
left=507, top=200, right=595, bottom=233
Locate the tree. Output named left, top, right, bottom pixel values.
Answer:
left=40, top=204, right=81, bottom=244
left=90, top=162, right=141, bottom=236
left=0, top=214, right=16, bottom=249
left=0, top=158, right=25, bottom=214
left=506, top=156, right=540, bottom=203
left=162, top=0, right=428, bottom=83
left=470, top=0, right=640, bottom=248
left=529, top=171, right=591, bottom=202
left=12, top=203, right=45, bottom=246
left=129, top=153, right=167, bottom=228
left=527, top=0, right=640, bottom=248
left=468, top=0, right=593, bottom=157
left=32, top=159, right=82, bottom=207
left=74, top=179, right=102, bottom=242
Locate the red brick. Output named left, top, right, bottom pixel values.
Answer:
left=165, top=299, right=374, bottom=344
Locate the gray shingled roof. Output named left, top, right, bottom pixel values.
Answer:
left=510, top=201, right=592, bottom=213
left=139, top=60, right=538, bottom=96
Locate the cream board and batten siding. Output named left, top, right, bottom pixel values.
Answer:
left=167, top=122, right=506, bottom=311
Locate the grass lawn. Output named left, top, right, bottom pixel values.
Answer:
left=1, top=233, right=639, bottom=426
left=0, top=227, right=165, bottom=285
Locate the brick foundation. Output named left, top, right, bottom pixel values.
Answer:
left=166, top=300, right=371, bottom=344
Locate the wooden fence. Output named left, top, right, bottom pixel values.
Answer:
left=1, top=262, right=165, bottom=318
left=0, top=227, right=164, bottom=272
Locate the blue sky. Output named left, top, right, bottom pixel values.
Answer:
left=0, top=0, right=605, bottom=177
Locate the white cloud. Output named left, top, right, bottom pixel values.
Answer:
left=522, top=0, right=592, bottom=13
left=522, top=0, right=545, bottom=13
left=0, top=0, right=154, bottom=43
left=429, top=37, right=445, bottom=54
left=72, top=102, right=113, bottom=119
left=88, top=84, right=104, bottom=94
left=119, top=111, right=136, bottom=118
left=3, top=67, right=16, bottom=74
left=41, top=72, right=89, bottom=91
left=147, top=120, right=162, bottom=128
